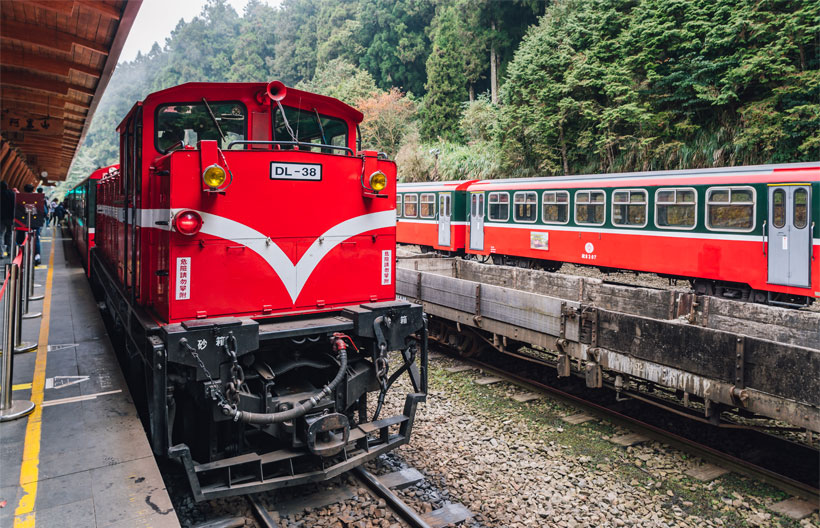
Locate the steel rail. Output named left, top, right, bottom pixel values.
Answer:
left=353, top=466, right=432, bottom=528
left=441, top=348, right=820, bottom=503
left=246, top=493, right=280, bottom=528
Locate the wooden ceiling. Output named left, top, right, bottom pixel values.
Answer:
left=1, top=0, right=141, bottom=189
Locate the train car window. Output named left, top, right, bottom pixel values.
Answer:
left=575, top=190, right=605, bottom=226
left=655, top=188, right=696, bottom=229
left=396, top=195, right=403, bottom=218
left=156, top=102, right=246, bottom=153
left=794, top=188, right=808, bottom=229
left=404, top=194, right=418, bottom=218
left=706, top=186, right=755, bottom=231
left=612, top=189, right=647, bottom=227
left=542, top=191, right=569, bottom=224
left=420, top=193, right=436, bottom=219
left=273, top=105, right=348, bottom=151
left=772, top=189, right=786, bottom=228
left=439, top=194, right=451, bottom=216
left=488, top=192, right=510, bottom=221
left=513, top=192, right=538, bottom=223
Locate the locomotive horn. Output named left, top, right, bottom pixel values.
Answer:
left=266, top=80, right=287, bottom=101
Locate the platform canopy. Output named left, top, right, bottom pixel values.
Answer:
left=1, top=0, right=141, bottom=189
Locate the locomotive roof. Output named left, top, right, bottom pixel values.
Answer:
left=118, top=82, right=364, bottom=131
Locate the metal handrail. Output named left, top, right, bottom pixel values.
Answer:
left=226, top=140, right=354, bottom=156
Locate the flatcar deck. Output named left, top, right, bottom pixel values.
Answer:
left=0, top=227, right=177, bottom=528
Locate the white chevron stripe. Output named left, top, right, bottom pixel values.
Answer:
left=195, top=209, right=396, bottom=302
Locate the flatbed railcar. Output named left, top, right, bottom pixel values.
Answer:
left=397, top=163, right=820, bottom=306
left=81, top=81, right=427, bottom=501
left=65, top=165, right=118, bottom=276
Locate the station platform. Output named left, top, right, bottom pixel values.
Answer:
left=0, top=227, right=178, bottom=528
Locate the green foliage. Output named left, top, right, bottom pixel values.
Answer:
left=420, top=3, right=470, bottom=142
left=296, top=58, right=381, bottom=105
left=500, top=0, right=820, bottom=174
left=460, top=94, right=498, bottom=143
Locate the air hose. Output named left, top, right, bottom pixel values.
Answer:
left=222, top=335, right=348, bottom=424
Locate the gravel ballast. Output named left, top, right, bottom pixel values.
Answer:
left=377, top=353, right=820, bottom=528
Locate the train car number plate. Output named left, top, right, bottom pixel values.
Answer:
left=270, top=162, right=322, bottom=181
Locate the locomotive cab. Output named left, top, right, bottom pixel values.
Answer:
left=93, top=82, right=427, bottom=501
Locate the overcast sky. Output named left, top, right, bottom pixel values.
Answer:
left=119, top=0, right=279, bottom=63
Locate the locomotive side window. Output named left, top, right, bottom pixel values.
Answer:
left=396, top=195, right=403, bottom=218
left=488, top=192, right=510, bottom=221
left=542, top=191, right=569, bottom=224
left=273, top=105, right=348, bottom=151
left=575, top=190, right=605, bottom=226
left=706, top=186, right=755, bottom=231
left=513, top=192, right=538, bottom=223
left=156, top=102, right=246, bottom=152
left=655, top=188, right=696, bottom=229
left=794, top=188, right=808, bottom=229
left=772, top=189, right=786, bottom=228
left=612, top=189, right=647, bottom=227
left=404, top=194, right=418, bottom=218
left=420, top=193, right=436, bottom=219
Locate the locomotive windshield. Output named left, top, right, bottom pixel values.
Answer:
left=273, top=104, right=348, bottom=150
left=156, top=101, right=247, bottom=152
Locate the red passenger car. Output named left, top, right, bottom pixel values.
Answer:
left=66, top=164, right=117, bottom=275
left=90, top=81, right=427, bottom=500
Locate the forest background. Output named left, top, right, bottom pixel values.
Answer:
left=58, top=0, right=819, bottom=194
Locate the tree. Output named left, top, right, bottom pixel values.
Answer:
left=420, top=3, right=470, bottom=141
left=296, top=58, right=381, bottom=105
left=357, top=88, right=417, bottom=157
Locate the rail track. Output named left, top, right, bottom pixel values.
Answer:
left=428, top=339, right=820, bottom=504
left=244, top=467, right=434, bottom=528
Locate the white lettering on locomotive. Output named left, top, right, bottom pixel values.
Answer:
left=176, top=257, right=191, bottom=300
left=381, top=250, right=392, bottom=286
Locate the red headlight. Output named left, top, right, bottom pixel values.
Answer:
left=174, top=210, right=203, bottom=236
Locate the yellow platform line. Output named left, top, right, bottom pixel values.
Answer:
left=14, top=232, right=55, bottom=528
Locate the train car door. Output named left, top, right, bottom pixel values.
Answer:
left=469, top=192, right=484, bottom=250
left=438, top=193, right=451, bottom=247
left=767, top=184, right=811, bottom=287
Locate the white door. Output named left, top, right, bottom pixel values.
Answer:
left=438, top=193, right=451, bottom=247
left=768, top=184, right=811, bottom=287
left=469, top=193, right=484, bottom=250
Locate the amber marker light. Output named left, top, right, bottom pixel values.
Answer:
left=174, top=210, right=203, bottom=236
left=203, top=164, right=227, bottom=189
left=369, top=171, right=387, bottom=192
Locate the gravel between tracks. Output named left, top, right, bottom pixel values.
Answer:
left=377, top=353, right=820, bottom=528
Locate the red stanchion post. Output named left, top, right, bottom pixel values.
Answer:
left=0, top=262, right=35, bottom=421
left=21, top=212, right=41, bottom=321
left=13, top=233, right=37, bottom=354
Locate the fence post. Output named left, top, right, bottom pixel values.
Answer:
left=29, top=228, right=44, bottom=301
left=21, top=214, right=41, bottom=321
left=0, top=262, right=35, bottom=421
left=14, top=233, right=37, bottom=354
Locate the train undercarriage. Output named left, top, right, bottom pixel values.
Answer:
left=414, top=245, right=814, bottom=308
left=90, top=251, right=428, bottom=501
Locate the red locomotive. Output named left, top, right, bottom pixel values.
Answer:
left=398, top=163, right=819, bottom=306
left=66, top=164, right=118, bottom=275
left=87, top=81, right=427, bottom=500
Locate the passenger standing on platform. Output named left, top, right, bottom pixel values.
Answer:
left=55, top=201, right=66, bottom=225
left=34, top=187, right=46, bottom=265
left=1, top=181, right=14, bottom=258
